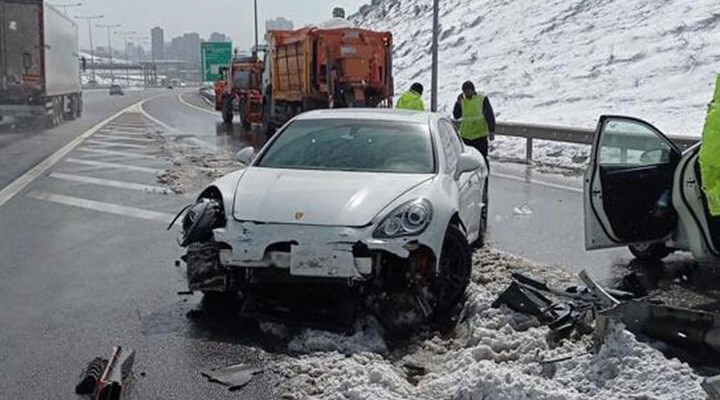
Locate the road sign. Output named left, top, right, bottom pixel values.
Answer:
left=201, top=42, right=232, bottom=82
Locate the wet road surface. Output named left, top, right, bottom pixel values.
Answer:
left=0, top=98, right=278, bottom=399
left=0, top=88, right=701, bottom=398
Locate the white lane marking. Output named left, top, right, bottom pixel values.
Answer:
left=93, top=134, right=156, bottom=142
left=138, top=101, right=177, bottom=132
left=177, top=92, right=217, bottom=116
left=491, top=171, right=583, bottom=194
left=65, top=158, right=164, bottom=174
left=48, top=172, right=171, bottom=194
left=26, top=191, right=173, bottom=223
left=77, top=147, right=158, bottom=159
left=0, top=101, right=146, bottom=209
left=85, top=140, right=152, bottom=150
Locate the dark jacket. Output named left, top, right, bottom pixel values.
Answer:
left=453, top=94, right=496, bottom=134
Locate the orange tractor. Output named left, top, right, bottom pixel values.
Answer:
left=214, top=55, right=264, bottom=129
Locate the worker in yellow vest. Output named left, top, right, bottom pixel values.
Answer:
left=700, top=73, right=720, bottom=219
left=396, top=82, right=425, bottom=111
left=453, top=80, right=496, bottom=159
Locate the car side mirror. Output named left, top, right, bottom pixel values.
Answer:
left=236, top=147, right=255, bottom=165
left=455, top=152, right=482, bottom=180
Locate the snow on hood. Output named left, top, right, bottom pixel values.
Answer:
left=232, top=167, right=433, bottom=226
left=316, top=17, right=355, bottom=29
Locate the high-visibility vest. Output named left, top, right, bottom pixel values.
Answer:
left=460, top=94, right=489, bottom=140
left=396, top=90, right=425, bottom=111
left=700, top=74, right=720, bottom=216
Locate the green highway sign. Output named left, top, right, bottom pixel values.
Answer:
left=201, top=42, right=232, bottom=82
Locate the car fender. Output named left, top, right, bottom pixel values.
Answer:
left=371, top=175, right=461, bottom=263
left=196, top=168, right=246, bottom=215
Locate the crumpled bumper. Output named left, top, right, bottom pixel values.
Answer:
left=213, top=221, right=431, bottom=279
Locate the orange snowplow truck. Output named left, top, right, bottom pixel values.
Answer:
left=214, top=55, right=264, bottom=129
left=262, top=23, right=393, bottom=133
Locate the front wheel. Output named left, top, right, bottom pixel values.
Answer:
left=431, top=224, right=472, bottom=319
left=473, top=178, right=489, bottom=249
left=628, top=243, right=673, bottom=261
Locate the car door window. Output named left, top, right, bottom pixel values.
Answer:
left=438, top=120, right=462, bottom=173
left=598, top=119, right=677, bottom=166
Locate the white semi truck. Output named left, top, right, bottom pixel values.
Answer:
left=0, top=0, right=82, bottom=128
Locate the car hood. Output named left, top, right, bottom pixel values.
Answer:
left=233, top=167, right=434, bottom=226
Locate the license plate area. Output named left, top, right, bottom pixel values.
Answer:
left=290, top=245, right=354, bottom=277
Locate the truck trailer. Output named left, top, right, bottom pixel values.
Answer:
left=0, top=0, right=82, bottom=128
left=262, top=18, right=393, bottom=133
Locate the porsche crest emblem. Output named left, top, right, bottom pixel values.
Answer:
left=294, top=212, right=305, bottom=220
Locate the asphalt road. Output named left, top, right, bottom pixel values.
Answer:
left=0, top=89, right=696, bottom=398
left=0, top=91, right=277, bottom=399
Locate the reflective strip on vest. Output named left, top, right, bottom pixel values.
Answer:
left=700, top=73, right=720, bottom=216
left=460, top=95, right=489, bottom=140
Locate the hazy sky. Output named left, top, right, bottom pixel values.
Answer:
left=72, top=0, right=368, bottom=51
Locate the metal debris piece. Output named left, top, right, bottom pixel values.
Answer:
left=201, top=363, right=263, bottom=391
left=492, top=273, right=593, bottom=335
left=75, top=346, right=135, bottom=400
left=704, top=375, right=720, bottom=400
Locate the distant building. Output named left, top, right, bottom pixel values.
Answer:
left=265, top=17, right=294, bottom=32
left=151, top=27, right=164, bottom=60
left=209, top=32, right=230, bottom=42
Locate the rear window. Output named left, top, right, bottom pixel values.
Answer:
left=256, top=119, right=435, bottom=173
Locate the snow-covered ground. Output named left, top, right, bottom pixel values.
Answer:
left=351, top=0, right=719, bottom=169
left=265, top=248, right=705, bottom=400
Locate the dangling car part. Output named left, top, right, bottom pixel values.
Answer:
left=173, top=109, right=489, bottom=327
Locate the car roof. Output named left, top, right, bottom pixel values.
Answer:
left=294, top=109, right=434, bottom=124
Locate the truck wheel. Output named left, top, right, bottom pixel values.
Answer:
left=222, top=97, right=233, bottom=125
left=431, top=224, right=472, bottom=320
left=628, top=243, right=673, bottom=261
left=45, top=98, right=61, bottom=128
left=65, top=95, right=77, bottom=120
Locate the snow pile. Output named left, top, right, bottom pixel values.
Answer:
left=157, top=137, right=239, bottom=194
left=351, top=0, right=719, bottom=168
left=271, top=248, right=705, bottom=399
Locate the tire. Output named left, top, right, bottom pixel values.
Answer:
left=628, top=243, right=673, bottom=261
left=45, top=97, right=61, bottom=129
left=431, top=224, right=472, bottom=318
left=222, top=95, right=233, bottom=125
left=473, top=178, right=489, bottom=249
left=65, top=95, right=77, bottom=120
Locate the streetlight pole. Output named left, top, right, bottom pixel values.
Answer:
left=52, top=2, right=82, bottom=15
left=75, top=15, right=103, bottom=83
left=132, top=37, right=149, bottom=86
left=431, top=0, right=439, bottom=112
left=97, top=23, right=121, bottom=83
left=253, top=0, right=258, bottom=54
left=115, top=30, right=136, bottom=85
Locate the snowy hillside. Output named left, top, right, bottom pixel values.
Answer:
left=352, top=0, right=720, bottom=137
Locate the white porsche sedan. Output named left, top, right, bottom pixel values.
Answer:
left=177, top=109, right=489, bottom=324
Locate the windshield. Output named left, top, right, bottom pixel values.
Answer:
left=256, top=119, right=435, bottom=173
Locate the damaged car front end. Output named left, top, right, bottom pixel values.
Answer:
left=173, top=110, right=488, bottom=327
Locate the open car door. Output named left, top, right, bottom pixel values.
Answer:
left=585, top=115, right=682, bottom=250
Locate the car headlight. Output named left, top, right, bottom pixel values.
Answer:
left=180, top=198, right=225, bottom=246
left=374, top=199, right=433, bottom=238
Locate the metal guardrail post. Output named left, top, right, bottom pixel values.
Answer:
left=526, top=137, right=533, bottom=162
